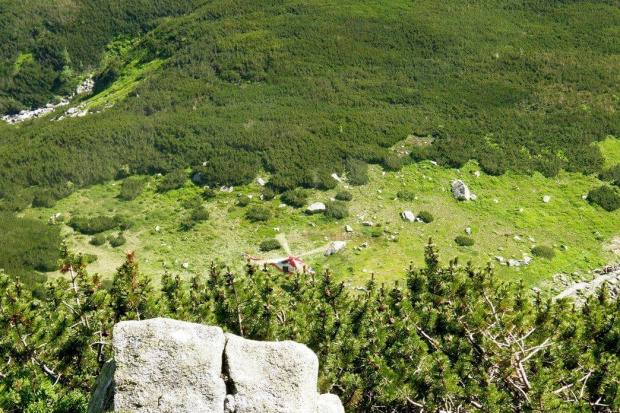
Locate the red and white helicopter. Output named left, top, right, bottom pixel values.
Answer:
left=244, top=234, right=327, bottom=275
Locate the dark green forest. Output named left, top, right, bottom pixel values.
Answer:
left=1, top=242, right=618, bottom=411
left=0, top=0, right=202, bottom=110
left=0, top=0, right=619, bottom=213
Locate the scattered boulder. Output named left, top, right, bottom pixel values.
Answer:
left=256, top=178, right=266, bottom=186
left=465, top=227, right=472, bottom=234
left=543, top=195, right=551, bottom=203
left=401, top=211, right=415, bottom=222
left=507, top=255, right=533, bottom=267
left=306, top=202, right=326, bottom=214
left=325, top=241, right=346, bottom=256
left=451, top=180, right=471, bottom=201
left=362, top=221, right=374, bottom=227
left=331, top=173, right=342, bottom=182
left=473, top=171, right=481, bottom=177
left=181, top=262, right=189, bottom=269
left=220, top=186, right=234, bottom=193
left=345, top=225, right=353, bottom=233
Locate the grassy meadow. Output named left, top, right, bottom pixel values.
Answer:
left=23, top=160, right=619, bottom=295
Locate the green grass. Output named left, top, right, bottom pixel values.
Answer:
left=598, top=135, right=620, bottom=168
left=83, top=58, right=165, bottom=109
left=23, top=163, right=619, bottom=295
left=12, top=52, right=34, bottom=75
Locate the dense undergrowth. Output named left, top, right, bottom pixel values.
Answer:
left=1, top=242, right=618, bottom=411
left=0, top=0, right=618, bottom=213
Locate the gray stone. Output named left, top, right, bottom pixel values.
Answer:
left=465, top=227, right=472, bottom=234
left=325, top=241, right=346, bottom=256
left=88, top=319, right=345, bottom=413
left=318, top=394, right=345, bottom=413
left=225, top=334, right=319, bottom=413
left=113, top=318, right=227, bottom=412
left=345, top=225, right=353, bottom=233
left=256, top=177, right=266, bottom=186
left=306, top=202, right=326, bottom=214
left=451, top=180, right=471, bottom=201
left=224, top=394, right=236, bottom=413
left=362, top=221, right=374, bottom=227
left=401, top=211, right=415, bottom=222
left=543, top=195, right=551, bottom=203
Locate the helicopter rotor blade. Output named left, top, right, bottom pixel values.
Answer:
left=275, top=233, right=292, bottom=256
left=298, top=244, right=331, bottom=258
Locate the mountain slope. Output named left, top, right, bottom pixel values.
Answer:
left=0, top=0, right=618, bottom=211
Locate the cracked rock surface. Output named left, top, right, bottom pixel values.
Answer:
left=88, top=318, right=344, bottom=412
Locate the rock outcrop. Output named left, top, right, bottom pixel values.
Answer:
left=224, top=334, right=320, bottom=412
left=88, top=318, right=343, bottom=413
left=2, top=78, right=94, bottom=124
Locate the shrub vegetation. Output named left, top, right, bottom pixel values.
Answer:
left=245, top=206, right=272, bottom=222
left=157, top=170, right=187, bottom=192
left=0, top=1, right=617, bottom=208
left=334, top=191, right=352, bottom=202
left=259, top=239, right=281, bottom=252
left=118, top=177, right=146, bottom=201
left=108, top=233, right=126, bottom=248
left=89, top=235, right=106, bottom=246
left=417, top=211, right=434, bottom=223
left=532, top=245, right=556, bottom=260
left=280, top=189, right=309, bottom=209
left=69, top=215, right=121, bottom=235
left=0, top=212, right=60, bottom=291
left=5, top=242, right=618, bottom=411
left=397, top=190, right=415, bottom=201
left=455, top=235, right=475, bottom=246
left=324, top=201, right=349, bottom=220
left=588, top=185, right=620, bottom=211
left=190, top=207, right=210, bottom=222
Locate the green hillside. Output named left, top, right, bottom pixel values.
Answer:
left=1, top=2, right=620, bottom=411
left=0, top=0, right=619, bottom=212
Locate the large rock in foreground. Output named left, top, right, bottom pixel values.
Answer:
left=225, top=334, right=320, bottom=412
left=88, top=318, right=343, bottom=413
left=112, top=318, right=227, bottom=412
